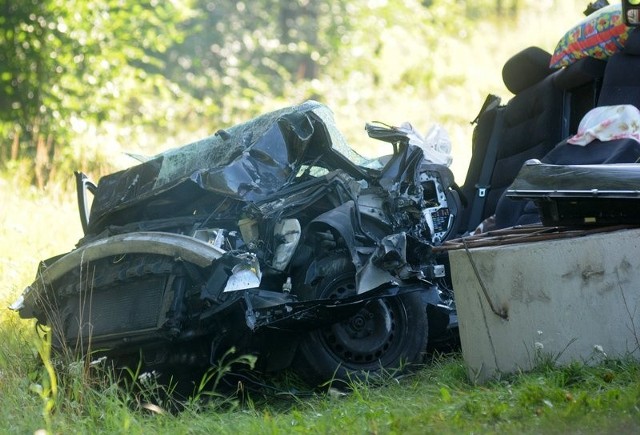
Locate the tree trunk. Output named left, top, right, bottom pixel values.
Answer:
left=279, top=2, right=319, bottom=81
left=48, top=136, right=58, bottom=182
left=11, top=129, right=20, bottom=160
left=510, top=0, right=520, bottom=16
left=34, top=133, right=52, bottom=189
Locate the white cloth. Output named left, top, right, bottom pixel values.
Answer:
left=568, top=104, right=640, bottom=146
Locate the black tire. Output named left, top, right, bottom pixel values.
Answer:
left=295, top=256, right=428, bottom=387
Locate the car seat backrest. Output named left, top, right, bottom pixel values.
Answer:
left=460, top=47, right=564, bottom=232
left=461, top=47, right=609, bottom=235
left=460, top=47, right=610, bottom=235
left=486, top=70, right=565, bottom=217
left=597, top=28, right=640, bottom=108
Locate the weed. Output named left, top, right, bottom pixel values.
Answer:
left=30, top=330, right=58, bottom=432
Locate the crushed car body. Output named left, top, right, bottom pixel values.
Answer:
left=13, top=101, right=459, bottom=385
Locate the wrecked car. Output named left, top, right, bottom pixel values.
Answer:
left=14, top=0, right=640, bottom=390
left=11, top=101, right=459, bottom=385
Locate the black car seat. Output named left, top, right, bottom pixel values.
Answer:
left=548, top=27, right=640, bottom=163
left=495, top=29, right=640, bottom=229
left=460, top=47, right=565, bottom=233
left=543, top=28, right=640, bottom=168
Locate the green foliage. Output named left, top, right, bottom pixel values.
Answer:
left=0, top=0, right=194, bottom=168
left=0, top=0, right=528, bottom=185
left=0, top=0, right=591, bottom=186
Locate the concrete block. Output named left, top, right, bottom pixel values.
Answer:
left=449, top=228, right=640, bottom=383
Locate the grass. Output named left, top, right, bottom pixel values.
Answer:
left=1, top=327, right=639, bottom=434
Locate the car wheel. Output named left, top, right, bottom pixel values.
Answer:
left=295, top=256, right=428, bottom=387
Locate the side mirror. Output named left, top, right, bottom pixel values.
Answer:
left=74, top=171, right=97, bottom=235
left=622, top=0, right=640, bottom=26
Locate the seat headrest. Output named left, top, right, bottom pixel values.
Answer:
left=502, top=47, right=554, bottom=94
left=624, top=28, right=640, bottom=56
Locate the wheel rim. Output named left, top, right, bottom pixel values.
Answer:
left=318, top=275, right=406, bottom=367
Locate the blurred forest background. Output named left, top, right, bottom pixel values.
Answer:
left=1, top=0, right=587, bottom=188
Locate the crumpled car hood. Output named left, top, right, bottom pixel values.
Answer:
left=88, top=101, right=325, bottom=232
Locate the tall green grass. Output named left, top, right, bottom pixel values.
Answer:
left=2, top=338, right=638, bottom=434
